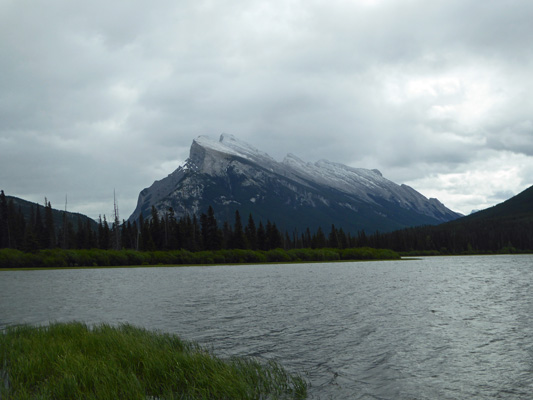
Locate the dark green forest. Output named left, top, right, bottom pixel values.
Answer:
left=1, top=185, right=531, bottom=266
left=0, top=191, right=369, bottom=253
left=0, top=191, right=400, bottom=268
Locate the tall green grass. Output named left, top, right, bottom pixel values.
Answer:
left=0, top=322, right=307, bottom=399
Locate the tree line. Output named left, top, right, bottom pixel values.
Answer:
left=0, top=191, right=95, bottom=252
left=3, top=189, right=529, bottom=256
left=367, top=218, right=533, bottom=254
left=0, top=191, right=372, bottom=252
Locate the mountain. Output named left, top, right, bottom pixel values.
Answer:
left=5, top=195, right=98, bottom=231
left=371, top=185, right=533, bottom=253
left=456, top=185, right=533, bottom=223
left=436, top=184, right=533, bottom=251
left=129, top=134, right=461, bottom=233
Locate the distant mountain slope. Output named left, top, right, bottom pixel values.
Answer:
left=456, top=185, right=533, bottom=222
left=373, top=185, right=533, bottom=252
left=129, top=134, right=461, bottom=233
left=6, top=195, right=98, bottom=231
left=439, top=184, right=533, bottom=250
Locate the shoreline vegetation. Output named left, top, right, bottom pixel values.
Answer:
left=0, top=322, right=307, bottom=399
left=0, top=247, right=399, bottom=269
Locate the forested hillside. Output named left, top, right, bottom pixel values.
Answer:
left=0, top=191, right=98, bottom=251
left=363, top=186, right=533, bottom=253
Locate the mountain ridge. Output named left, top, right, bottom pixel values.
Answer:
left=446, top=185, right=533, bottom=224
left=5, top=195, right=98, bottom=230
left=129, top=134, right=462, bottom=233
left=372, top=184, right=533, bottom=253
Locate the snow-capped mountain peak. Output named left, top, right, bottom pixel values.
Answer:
left=219, top=133, right=272, bottom=160
left=192, top=134, right=277, bottom=166
left=129, top=134, right=461, bottom=232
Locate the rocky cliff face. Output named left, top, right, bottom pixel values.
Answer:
left=128, top=134, right=461, bottom=233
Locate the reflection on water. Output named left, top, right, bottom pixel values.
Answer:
left=1, top=255, right=532, bottom=399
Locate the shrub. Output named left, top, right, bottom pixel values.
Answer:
left=287, top=248, right=315, bottom=261
left=265, top=249, right=291, bottom=262
left=91, top=250, right=110, bottom=266
left=123, top=249, right=146, bottom=265
left=40, top=250, right=68, bottom=268
left=107, top=250, right=129, bottom=266
left=0, top=248, right=28, bottom=268
left=321, top=249, right=341, bottom=261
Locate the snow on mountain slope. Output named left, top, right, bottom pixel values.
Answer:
left=281, top=154, right=455, bottom=220
left=128, top=134, right=461, bottom=230
left=194, top=134, right=278, bottom=168
left=192, top=134, right=455, bottom=219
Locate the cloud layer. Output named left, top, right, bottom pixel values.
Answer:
left=1, top=0, right=532, bottom=218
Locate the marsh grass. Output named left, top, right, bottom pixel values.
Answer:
left=0, top=322, right=307, bottom=399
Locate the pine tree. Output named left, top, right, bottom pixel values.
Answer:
left=150, top=206, right=162, bottom=249
left=5, top=199, right=17, bottom=249
left=98, top=215, right=111, bottom=250
left=244, top=213, right=258, bottom=250
left=357, top=230, right=368, bottom=247
left=192, top=214, right=202, bottom=251
left=120, top=220, right=127, bottom=249
left=75, top=217, right=86, bottom=249
left=293, top=229, right=303, bottom=248
left=303, top=228, right=312, bottom=248
left=202, top=206, right=222, bottom=250
left=328, top=224, right=339, bottom=248
left=257, top=221, right=267, bottom=250
left=0, top=190, right=8, bottom=248
left=34, top=206, right=45, bottom=250
left=181, top=215, right=194, bottom=251
left=161, top=208, right=173, bottom=249
left=284, top=231, right=291, bottom=249
left=139, top=214, right=154, bottom=251
left=43, top=200, right=55, bottom=248
left=312, top=226, right=326, bottom=249
left=112, top=191, right=121, bottom=250
left=12, top=205, right=26, bottom=249
left=231, top=210, right=246, bottom=249
left=166, top=208, right=180, bottom=250
left=131, top=221, right=140, bottom=250
left=200, top=212, right=208, bottom=250
left=266, top=221, right=283, bottom=249
left=222, top=221, right=232, bottom=249
left=23, top=207, right=40, bottom=252
left=86, top=219, right=97, bottom=249
left=61, top=211, right=70, bottom=249
left=271, top=221, right=280, bottom=249
left=65, top=221, right=75, bottom=250
left=338, top=228, right=348, bottom=249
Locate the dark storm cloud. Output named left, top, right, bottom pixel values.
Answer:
left=1, top=0, right=532, bottom=216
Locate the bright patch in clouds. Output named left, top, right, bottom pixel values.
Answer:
left=405, top=152, right=532, bottom=214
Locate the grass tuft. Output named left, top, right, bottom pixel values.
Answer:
left=0, top=322, right=307, bottom=399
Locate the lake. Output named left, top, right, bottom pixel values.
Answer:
left=1, top=255, right=532, bottom=399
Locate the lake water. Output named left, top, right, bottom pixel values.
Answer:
left=1, top=255, right=532, bottom=399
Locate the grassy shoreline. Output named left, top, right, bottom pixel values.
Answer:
left=0, top=247, right=400, bottom=269
left=0, top=322, right=307, bottom=399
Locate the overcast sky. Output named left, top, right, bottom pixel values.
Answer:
left=2, top=0, right=533, bottom=220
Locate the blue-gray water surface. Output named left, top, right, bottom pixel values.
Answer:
left=1, top=255, right=532, bottom=399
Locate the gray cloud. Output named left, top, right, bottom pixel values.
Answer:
left=1, top=0, right=533, bottom=218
